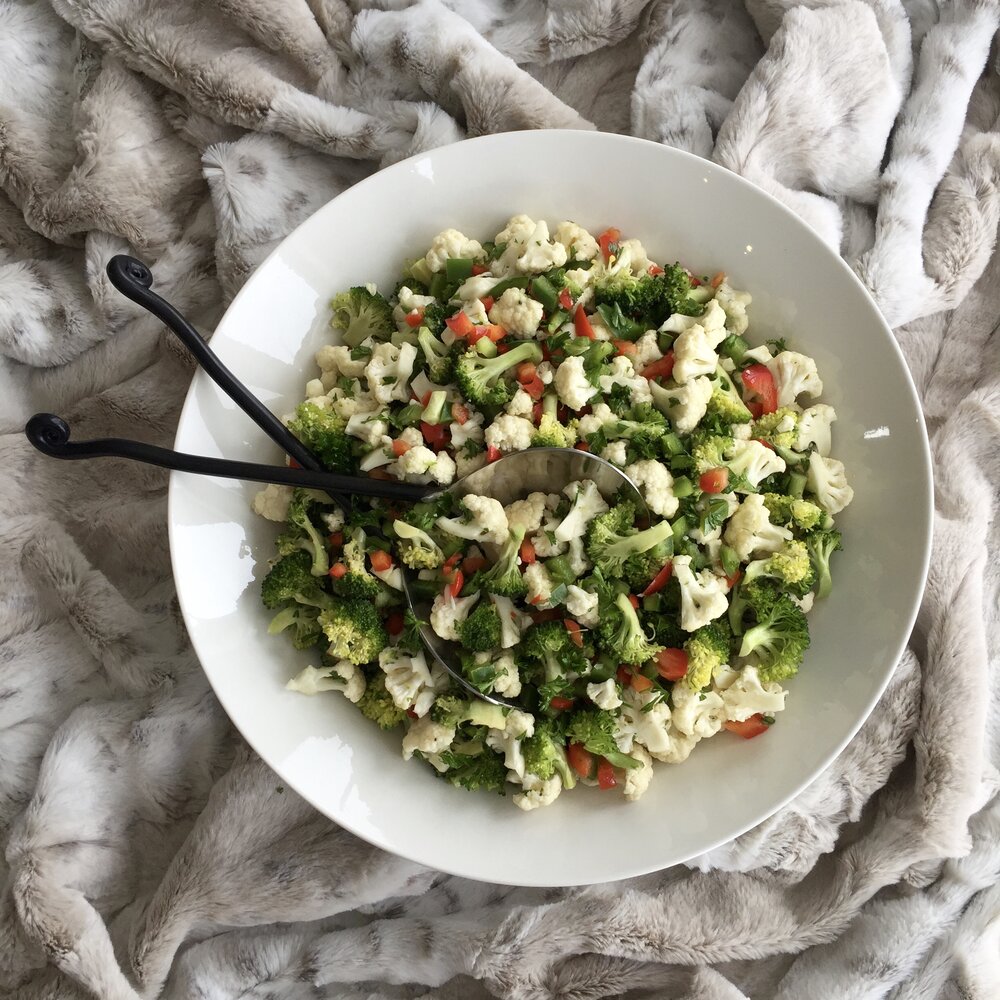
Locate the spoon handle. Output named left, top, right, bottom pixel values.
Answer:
left=25, top=413, right=434, bottom=503
left=105, top=255, right=327, bottom=476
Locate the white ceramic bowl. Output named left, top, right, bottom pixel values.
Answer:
left=169, top=130, right=932, bottom=886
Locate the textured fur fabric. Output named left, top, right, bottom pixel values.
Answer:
left=1, top=1, right=999, bottom=997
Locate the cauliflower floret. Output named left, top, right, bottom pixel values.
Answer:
left=714, top=281, right=752, bottom=335
left=523, top=562, right=554, bottom=607
left=536, top=360, right=555, bottom=385
left=623, top=744, right=654, bottom=802
left=689, top=492, right=739, bottom=544
left=672, top=318, right=729, bottom=384
left=601, top=440, right=628, bottom=466
left=743, top=344, right=773, bottom=365
left=791, top=592, right=815, bottom=613
left=598, top=355, right=652, bottom=403
left=424, top=229, right=484, bottom=273
left=359, top=437, right=394, bottom=472
left=721, top=665, right=787, bottom=721
left=565, top=585, right=600, bottom=627
left=328, top=382, right=377, bottom=419
left=516, top=219, right=568, bottom=273
left=532, top=513, right=568, bottom=557
left=364, top=341, right=418, bottom=405
left=632, top=330, right=663, bottom=369
left=669, top=684, right=725, bottom=739
left=673, top=554, right=729, bottom=632
left=450, top=408, right=484, bottom=449
left=455, top=274, right=501, bottom=301
left=495, top=214, right=537, bottom=248
left=491, top=593, right=531, bottom=649
left=489, top=287, right=543, bottom=338
left=429, top=590, right=480, bottom=641
left=615, top=238, right=653, bottom=275
left=731, top=422, right=753, bottom=440
left=346, top=411, right=389, bottom=448
left=505, top=492, right=549, bottom=534
left=438, top=495, right=509, bottom=544
left=486, top=728, right=527, bottom=781
left=461, top=298, right=490, bottom=326
left=554, top=355, right=599, bottom=411
left=796, top=403, right=837, bottom=456
left=390, top=446, right=456, bottom=485
left=618, top=687, right=695, bottom=761
left=402, top=715, right=456, bottom=760
left=555, top=479, right=609, bottom=542
left=513, top=772, right=563, bottom=811
left=624, top=460, right=678, bottom=519
left=660, top=298, right=727, bottom=336
left=305, top=378, right=325, bottom=398
left=252, top=483, right=293, bottom=522
left=492, top=652, right=522, bottom=697
left=553, top=221, right=599, bottom=261
left=723, top=494, right=794, bottom=560
left=566, top=536, right=590, bottom=577
left=504, top=387, right=535, bottom=418
left=286, top=661, right=365, bottom=704
left=651, top=376, right=713, bottom=433
left=587, top=678, right=622, bottom=710
left=767, top=351, right=823, bottom=408
left=726, top=439, right=787, bottom=491
left=807, top=451, right=854, bottom=513
left=575, top=401, right=616, bottom=439
left=484, top=414, right=536, bottom=453
left=393, top=286, right=438, bottom=332
left=316, top=344, right=368, bottom=381
left=379, top=647, right=445, bottom=717
left=321, top=508, right=345, bottom=533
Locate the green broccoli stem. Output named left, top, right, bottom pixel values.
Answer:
left=602, top=519, right=675, bottom=561
left=787, top=471, right=808, bottom=498
left=467, top=341, right=542, bottom=388
left=542, top=391, right=559, bottom=420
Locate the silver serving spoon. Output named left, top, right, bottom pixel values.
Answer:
left=25, top=255, right=648, bottom=706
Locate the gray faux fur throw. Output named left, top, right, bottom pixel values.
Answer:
left=2, top=1, right=999, bottom=998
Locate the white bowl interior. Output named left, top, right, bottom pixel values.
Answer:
left=169, top=131, right=931, bottom=886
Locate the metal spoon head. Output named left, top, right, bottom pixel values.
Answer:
left=399, top=447, right=650, bottom=708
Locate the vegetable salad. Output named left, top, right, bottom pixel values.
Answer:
left=252, top=216, right=853, bottom=810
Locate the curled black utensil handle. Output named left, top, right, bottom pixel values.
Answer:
left=24, top=413, right=434, bottom=504
left=105, top=254, right=324, bottom=475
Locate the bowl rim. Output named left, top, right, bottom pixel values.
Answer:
left=168, top=129, right=933, bottom=884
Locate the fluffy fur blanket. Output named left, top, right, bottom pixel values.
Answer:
left=1, top=1, right=998, bottom=998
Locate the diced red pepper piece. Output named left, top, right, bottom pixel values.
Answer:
left=387, top=610, right=405, bottom=635
left=641, top=561, right=673, bottom=596
left=573, top=305, right=595, bottom=339
left=656, top=648, right=689, bottom=681
left=558, top=287, right=573, bottom=310
left=640, top=352, right=675, bottom=380
left=369, top=549, right=393, bottom=573
left=421, top=421, right=448, bottom=450
left=597, top=759, right=617, bottom=790
left=725, top=714, right=770, bottom=739
left=567, top=742, right=595, bottom=778
left=627, top=594, right=640, bottom=610
left=404, top=309, right=424, bottom=328
left=519, top=538, right=536, bottom=564
left=486, top=445, right=502, bottom=463
left=549, top=696, right=575, bottom=711
left=471, top=263, right=488, bottom=275
left=564, top=619, right=584, bottom=648
left=451, top=402, right=469, bottom=424
left=462, top=555, right=488, bottom=575
left=391, top=439, right=411, bottom=457
left=699, top=467, right=729, bottom=494
left=597, top=227, right=621, bottom=261
left=481, top=295, right=494, bottom=312
left=329, top=562, right=347, bottom=579
left=327, top=531, right=344, bottom=548
left=445, top=311, right=474, bottom=338
left=648, top=264, right=664, bottom=276
left=448, top=569, right=464, bottom=599
left=741, top=364, right=778, bottom=415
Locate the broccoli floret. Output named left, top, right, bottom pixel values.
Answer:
left=745, top=539, right=816, bottom=596
left=420, top=301, right=450, bottom=337
left=392, top=519, right=445, bottom=570
left=706, top=368, right=752, bottom=424
left=261, top=549, right=333, bottom=609
left=452, top=341, right=542, bottom=408
left=276, top=489, right=332, bottom=577
left=267, top=604, right=325, bottom=649
left=318, top=599, right=388, bottom=664
left=683, top=620, right=731, bottom=690
left=594, top=263, right=702, bottom=325
left=438, top=746, right=508, bottom=793
left=329, top=528, right=381, bottom=600
left=531, top=391, right=578, bottom=448
left=622, top=539, right=673, bottom=592
left=597, top=592, right=664, bottom=666
left=565, top=710, right=641, bottom=770
left=738, top=594, right=811, bottom=683
left=806, top=528, right=842, bottom=600
left=521, top=719, right=577, bottom=789
left=585, top=501, right=675, bottom=578
left=286, top=401, right=354, bottom=474
left=523, top=621, right=589, bottom=681
left=416, top=326, right=455, bottom=384
left=473, top=527, right=528, bottom=598
left=752, top=407, right=799, bottom=449
left=330, top=286, right=394, bottom=348
left=691, top=434, right=734, bottom=475
left=356, top=673, right=406, bottom=729
left=457, top=602, right=503, bottom=653
left=762, top=494, right=824, bottom=532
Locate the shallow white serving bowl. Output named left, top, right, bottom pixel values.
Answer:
left=170, top=130, right=932, bottom=887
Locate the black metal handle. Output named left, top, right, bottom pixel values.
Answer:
left=106, top=255, right=326, bottom=475
left=25, top=413, right=434, bottom=503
